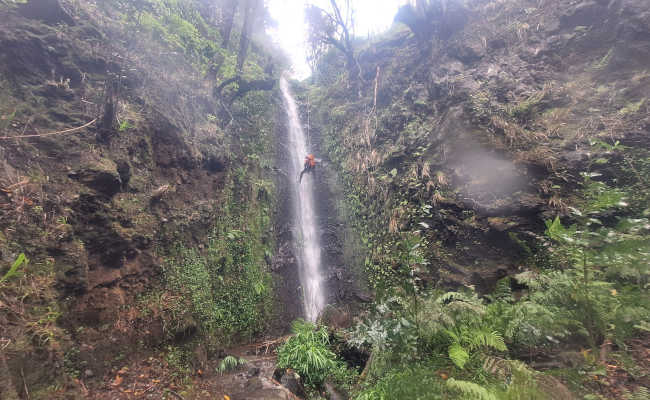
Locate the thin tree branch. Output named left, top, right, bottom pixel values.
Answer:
left=0, top=118, right=97, bottom=140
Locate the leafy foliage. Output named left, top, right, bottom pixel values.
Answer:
left=1, top=253, right=28, bottom=283
left=354, top=362, right=446, bottom=400
left=277, top=319, right=350, bottom=388
left=217, top=355, right=247, bottom=375
left=446, top=378, right=497, bottom=400
left=163, top=161, right=274, bottom=343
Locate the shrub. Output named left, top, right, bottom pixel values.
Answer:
left=277, top=319, right=347, bottom=388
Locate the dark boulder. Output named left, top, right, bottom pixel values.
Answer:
left=69, top=158, right=122, bottom=197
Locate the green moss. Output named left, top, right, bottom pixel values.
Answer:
left=163, top=181, right=275, bottom=343
left=618, top=98, right=645, bottom=115
left=134, top=1, right=222, bottom=73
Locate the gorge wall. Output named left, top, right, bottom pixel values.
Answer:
left=0, top=0, right=295, bottom=397
left=308, top=0, right=649, bottom=294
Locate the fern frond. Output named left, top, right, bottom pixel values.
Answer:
left=438, top=291, right=465, bottom=303
left=623, top=386, right=650, bottom=400
left=469, top=329, right=507, bottom=352
left=448, top=343, right=470, bottom=369
left=446, top=378, right=497, bottom=400
left=218, top=355, right=243, bottom=374
left=634, top=321, right=650, bottom=332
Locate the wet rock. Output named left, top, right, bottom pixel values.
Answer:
left=37, top=82, right=74, bottom=100
left=487, top=38, right=506, bottom=50
left=272, top=367, right=284, bottom=382
left=560, top=1, right=607, bottom=29
left=116, top=160, right=131, bottom=189
left=535, top=374, right=575, bottom=400
left=271, top=242, right=296, bottom=271
left=470, top=268, right=508, bottom=292
left=450, top=39, right=485, bottom=64
left=246, top=366, right=261, bottom=378
left=487, top=217, right=519, bottom=232
left=319, top=305, right=352, bottom=330
left=54, top=240, right=89, bottom=295
left=18, top=0, right=75, bottom=25
left=353, top=291, right=373, bottom=303
left=273, top=368, right=306, bottom=398
left=324, top=381, right=346, bottom=400
left=172, top=314, right=197, bottom=342
left=84, top=369, right=94, bottom=378
left=241, top=377, right=295, bottom=400
left=280, top=370, right=305, bottom=398
left=203, top=155, right=225, bottom=173
left=69, top=158, right=122, bottom=197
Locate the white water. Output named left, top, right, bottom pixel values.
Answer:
left=279, top=76, right=325, bottom=322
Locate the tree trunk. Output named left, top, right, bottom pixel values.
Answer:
left=236, top=0, right=260, bottom=74
left=100, top=79, right=118, bottom=132
left=221, top=0, right=237, bottom=48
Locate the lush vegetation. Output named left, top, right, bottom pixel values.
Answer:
left=277, top=319, right=355, bottom=389
left=1, top=0, right=281, bottom=397
left=163, top=187, right=275, bottom=343
left=297, top=1, right=650, bottom=398
left=1, top=0, right=649, bottom=399
left=281, top=168, right=648, bottom=398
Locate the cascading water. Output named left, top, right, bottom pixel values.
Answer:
left=279, top=76, right=325, bottom=322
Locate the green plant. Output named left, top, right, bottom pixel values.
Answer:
left=591, top=48, right=613, bottom=71
left=619, top=98, right=645, bottom=115
left=419, top=292, right=507, bottom=369
left=446, top=378, right=497, bottom=400
left=623, top=386, right=650, bottom=400
left=0, top=109, right=16, bottom=132
left=277, top=319, right=346, bottom=387
left=354, top=362, right=446, bottom=400
left=165, top=345, right=191, bottom=377
left=0, top=0, right=28, bottom=8
left=538, top=174, right=650, bottom=346
left=217, top=355, right=247, bottom=375
left=118, top=120, right=134, bottom=132
left=1, top=253, right=28, bottom=283
left=63, top=347, right=82, bottom=379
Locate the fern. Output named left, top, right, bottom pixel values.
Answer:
left=623, top=386, right=650, bottom=400
left=446, top=378, right=497, bottom=400
left=217, top=355, right=247, bottom=375
left=448, top=343, right=470, bottom=369
left=468, top=329, right=507, bottom=352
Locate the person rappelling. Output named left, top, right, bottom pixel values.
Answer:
left=299, top=154, right=317, bottom=183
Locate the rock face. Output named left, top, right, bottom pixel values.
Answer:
left=310, top=0, right=650, bottom=291
left=69, top=158, right=122, bottom=197
left=0, top=0, right=283, bottom=395
left=273, top=368, right=306, bottom=398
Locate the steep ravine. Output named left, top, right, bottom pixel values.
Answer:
left=0, top=0, right=648, bottom=399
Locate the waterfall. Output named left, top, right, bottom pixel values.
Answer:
left=279, top=76, right=325, bottom=322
